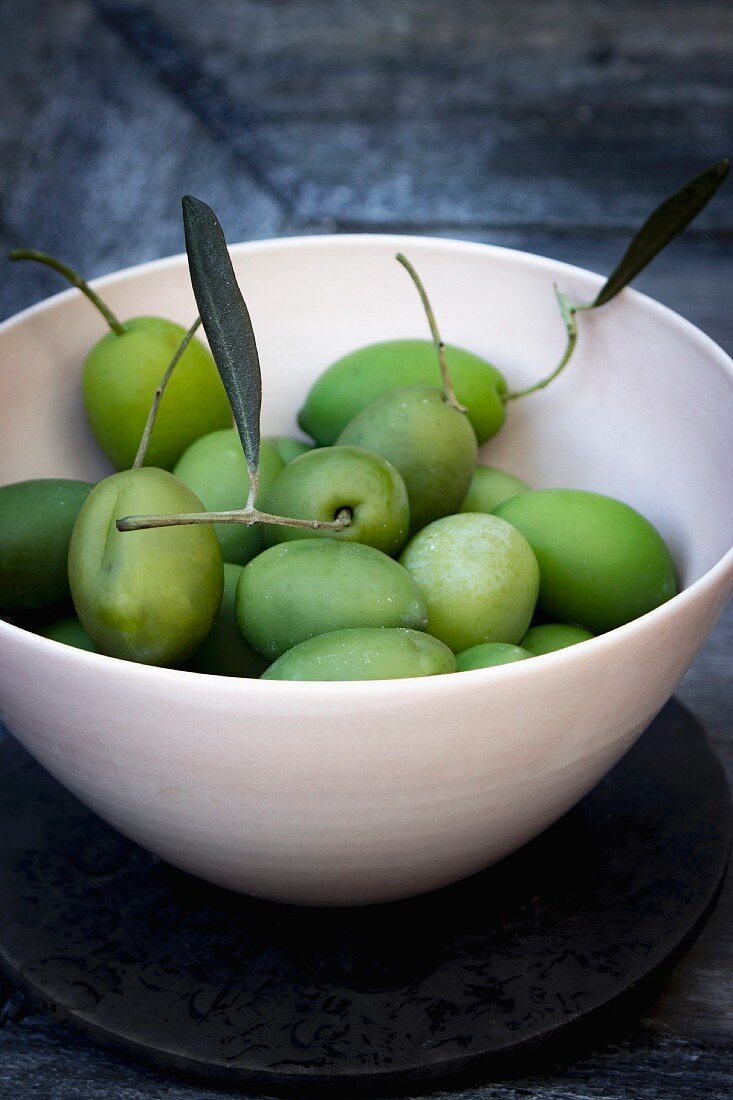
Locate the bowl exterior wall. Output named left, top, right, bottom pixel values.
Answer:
left=1, top=235, right=731, bottom=905
left=0, top=571, right=729, bottom=906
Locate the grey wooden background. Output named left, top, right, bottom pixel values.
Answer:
left=0, top=1, right=731, bottom=1096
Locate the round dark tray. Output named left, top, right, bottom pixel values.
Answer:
left=0, top=698, right=729, bottom=1095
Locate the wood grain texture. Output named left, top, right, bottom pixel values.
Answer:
left=0, top=0, right=730, bottom=1095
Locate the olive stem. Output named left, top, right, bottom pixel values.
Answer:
left=245, top=469, right=260, bottom=514
left=8, top=248, right=125, bottom=335
left=132, top=317, right=202, bottom=469
left=395, top=252, right=467, bottom=414
left=505, top=285, right=579, bottom=400
left=116, top=506, right=352, bottom=534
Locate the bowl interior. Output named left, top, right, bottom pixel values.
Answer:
left=1, top=235, right=732, bottom=590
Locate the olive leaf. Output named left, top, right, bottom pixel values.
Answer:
left=590, top=158, right=730, bottom=308
left=182, top=195, right=261, bottom=501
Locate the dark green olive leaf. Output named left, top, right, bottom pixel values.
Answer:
left=591, top=159, right=729, bottom=308
left=182, top=195, right=261, bottom=488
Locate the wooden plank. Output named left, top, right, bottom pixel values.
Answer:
left=0, top=1018, right=731, bottom=1098
left=95, top=0, right=733, bottom=228
left=0, top=0, right=284, bottom=322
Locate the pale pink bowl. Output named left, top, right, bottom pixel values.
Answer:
left=1, top=235, right=731, bottom=905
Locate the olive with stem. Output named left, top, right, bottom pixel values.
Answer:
left=337, top=254, right=479, bottom=534
left=68, top=317, right=227, bottom=666
left=8, top=249, right=231, bottom=470
left=300, top=159, right=730, bottom=448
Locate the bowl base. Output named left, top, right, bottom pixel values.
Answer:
left=0, top=699, right=729, bottom=1094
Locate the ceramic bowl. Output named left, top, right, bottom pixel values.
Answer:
left=0, top=235, right=731, bottom=906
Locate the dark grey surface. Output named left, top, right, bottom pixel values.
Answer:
left=0, top=1, right=731, bottom=1096
left=1, top=701, right=728, bottom=1094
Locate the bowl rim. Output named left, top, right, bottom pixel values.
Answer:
left=1, top=232, right=732, bottom=694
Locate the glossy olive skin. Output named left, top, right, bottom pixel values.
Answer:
left=495, top=490, right=678, bottom=633
left=460, top=466, right=530, bottom=514
left=0, top=479, right=93, bottom=613
left=521, top=623, right=594, bottom=656
left=237, top=540, right=428, bottom=661
left=298, top=339, right=507, bottom=446
left=400, top=512, right=539, bottom=652
left=266, top=435, right=313, bottom=465
left=83, top=317, right=232, bottom=471
left=262, top=446, right=409, bottom=555
left=188, top=563, right=268, bottom=678
left=174, top=431, right=285, bottom=565
left=69, top=468, right=223, bottom=666
left=338, top=386, right=478, bottom=534
left=455, top=642, right=532, bottom=671
left=262, top=627, right=456, bottom=681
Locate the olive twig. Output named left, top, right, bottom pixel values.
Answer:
left=132, top=317, right=202, bottom=469
left=395, top=253, right=467, bottom=414
left=116, top=507, right=352, bottom=534
left=506, top=286, right=579, bottom=401
left=8, top=249, right=125, bottom=335
left=505, top=160, right=729, bottom=403
left=245, top=469, right=260, bottom=514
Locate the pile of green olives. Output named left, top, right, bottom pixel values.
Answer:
left=0, top=244, right=680, bottom=683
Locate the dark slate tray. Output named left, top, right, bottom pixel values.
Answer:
left=0, top=699, right=729, bottom=1095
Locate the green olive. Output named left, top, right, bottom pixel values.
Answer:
left=494, top=490, right=678, bottom=633
left=460, top=466, right=530, bottom=514
left=265, top=435, right=313, bottom=465
left=83, top=317, right=232, bottom=470
left=455, top=642, right=532, bottom=671
left=236, top=540, right=428, bottom=661
left=0, top=479, right=93, bottom=613
left=262, top=446, right=409, bottom=555
left=174, top=431, right=285, bottom=564
left=521, top=623, right=594, bottom=656
left=38, top=616, right=99, bottom=653
left=400, top=512, right=539, bottom=652
left=262, top=627, right=456, bottom=681
left=337, top=386, right=478, bottom=535
left=69, top=467, right=223, bottom=666
left=298, top=339, right=507, bottom=446
left=187, top=563, right=268, bottom=677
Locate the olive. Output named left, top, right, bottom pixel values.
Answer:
left=521, top=623, right=594, bottom=655
left=455, top=642, right=532, bottom=671
left=0, top=479, right=93, bottom=613
left=298, top=338, right=507, bottom=446
left=460, top=466, right=530, bottom=514
left=187, top=563, right=268, bottom=677
left=494, top=490, right=678, bottom=633
left=266, top=435, right=313, bottom=465
left=262, top=445, right=409, bottom=555
left=337, top=386, right=478, bottom=534
left=174, top=431, right=285, bottom=564
left=84, top=317, right=232, bottom=471
left=236, top=540, right=428, bottom=661
left=262, top=627, right=456, bottom=681
left=9, top=251, right=232, bottom=472
left=38, top=616, right=99, bottom=653
left=68, top=467, right=223, bottom=666
left=400, top=512, right=539, bottom=652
